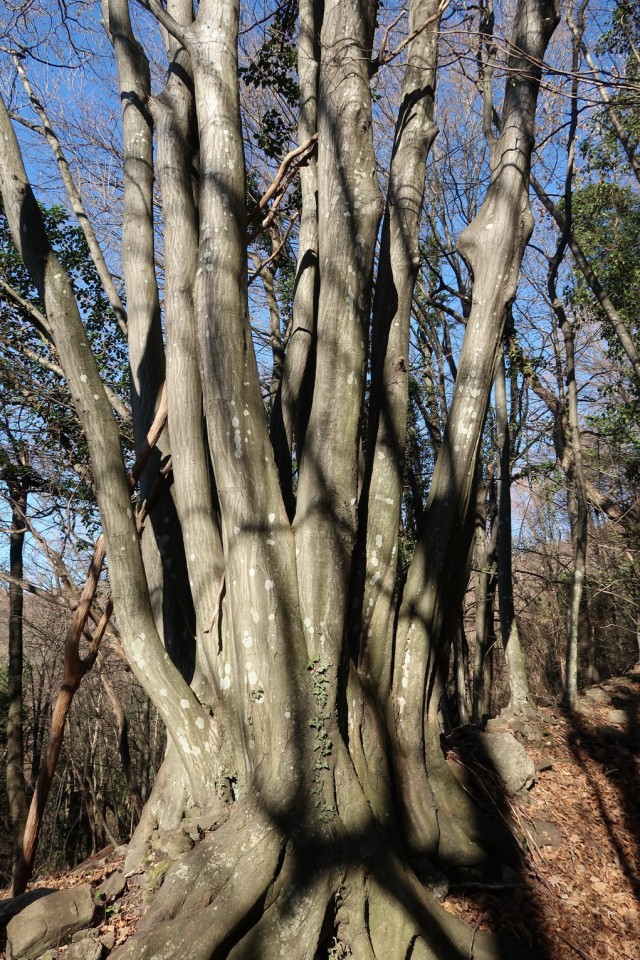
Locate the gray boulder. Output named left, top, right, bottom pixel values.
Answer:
left=0, top=890, right=57, bottom=931
left=65, top=938, right=103, bottom=960
left=6, top=885, right=94, bottom=960
left=477, top=731, right=536, bottom=794
left=95, top=871, right=126, bottom=905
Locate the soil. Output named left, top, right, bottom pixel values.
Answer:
left=2, top=668, right=639, bottom=960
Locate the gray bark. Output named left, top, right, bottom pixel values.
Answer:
left=392, top=0, right=559, bottom=857
left=269, top=0, right=321, bottom=515
left=473, top=470, right=498, bottom=723
left=6, top=481, right=29, bottom=864
left=495, top=353, right=532, bottom=712
left=0, top=93, right=221, bottom=806
left=106, top=0, right=196, bottom=680
left=356, top=0, right=441, bottom=702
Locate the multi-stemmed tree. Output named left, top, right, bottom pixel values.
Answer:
left=0, top=0, right=558, bottom=955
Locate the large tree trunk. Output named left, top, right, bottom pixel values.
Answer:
left=0, top=0, right=558, bottom=953
left=391, top=0, right=558, bottom=861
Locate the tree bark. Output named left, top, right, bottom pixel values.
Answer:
left=6, top=480, right=29, bottom=869
left=392, top=0, right=559, bottom=859
left=496, top=351, right=532, bottom=713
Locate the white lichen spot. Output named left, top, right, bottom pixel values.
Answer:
left=250, top=607, right=260, bottom=624
left=401, top=649, right=411, bottom=690
left=131, top=633, right=146, bottom=668
left=264, top=579, right=274, bottom=591
left=369, top=571, right=381, bottom=586
left=285, top=710, right=291, bottom=719
left=220, top=676, right=231, bottom=690
left=377, top=450, right=385, bottom=460
left=248, top=670, right=258, bottom=686
left=234, top=429, right=243, bottom=458
left=196, top=716, right=205, bottom=730
left=266, top=538, right=275, bottom=546
left=234, top=526, right=240, bottom=535
left=159, top=687, right=168, bottom=697
left=242, top=631, right=253, bottom=648
left=375, top=534, right=383, bottom=548
left=180, top=698, right=190, bottom=709
left=268, top=613, right=275, bottom=622
left=248, top=739, right=255, bottom=750
left=80, top=374, right=87, bottom=383
left=370, top=552, right=379, bottom=567
left=303, top=617, right=312, bottom=630
left=243, top=409, right=250, bottom=417
left=268, top=512, right=275, bottom=524
left=249, top=567, right=256, bottom=577
left=93, top=393, right=99, bottom=400
left=224, top=663, right=232, bottom=675
left=397, top=696, right=406, bottom=715
left=347, top=371, right=355, bottom=385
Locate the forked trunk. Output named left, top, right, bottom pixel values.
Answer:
left=0, top=0, right=559, bottom=953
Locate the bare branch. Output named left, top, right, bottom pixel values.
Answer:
left=248, top=211, right=298, bottom=286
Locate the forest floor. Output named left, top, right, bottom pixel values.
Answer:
left=2, top=667, right=639, bottom=960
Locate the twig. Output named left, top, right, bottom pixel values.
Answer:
left=248, top=211, right=298, bottom=286
left=557, top=931, right=594, bottom=960
left=254, top=135, right=317, bottom=215
left=248, top=135, right=317, bottom=241
left=371, top=0, right=449, bottom=74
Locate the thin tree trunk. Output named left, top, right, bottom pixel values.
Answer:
left=100, top=664, right=144, bottom=819
left=6, top=481, right=29, bottom=868
left=495, top=352, right=532, bottom=713
left=269, top=0, right=321, bottom=516
left=473, top=473, right=498, bottom=723
left=453, top=615, right=470, bottom=725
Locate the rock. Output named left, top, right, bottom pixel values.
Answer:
left=607, top=708, right=628, bottom=726
left=152, top=828, right=194, bottom=859
left=583, top=687, right=610, bottom=703
left=100, top=930, right=116, bottom=951
left=95, top=871, right=126, bottom=904
left=535, top=757, right=553, bottom=772
left=6, top=885, right=94, bottom=960
left=65, top=938, right=102, bottom=960
left=145, top=859, right=170, bottom=894
left=0, top=890, right=57, bottom=930
left=526, top=818, right=563, bottom=850
left=476, top=731, right=536, bottom=794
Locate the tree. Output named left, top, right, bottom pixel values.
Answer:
left=0, top=0, right=558, bottom=956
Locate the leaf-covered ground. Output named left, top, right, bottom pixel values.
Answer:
left=3, top=668, right=639, bottom=960
left=445, top=667, right=640, bottom=960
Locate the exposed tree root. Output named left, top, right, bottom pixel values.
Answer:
left=113, top=801, right=284, bottom=960
left=114, top=796, right=532, bottom=960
